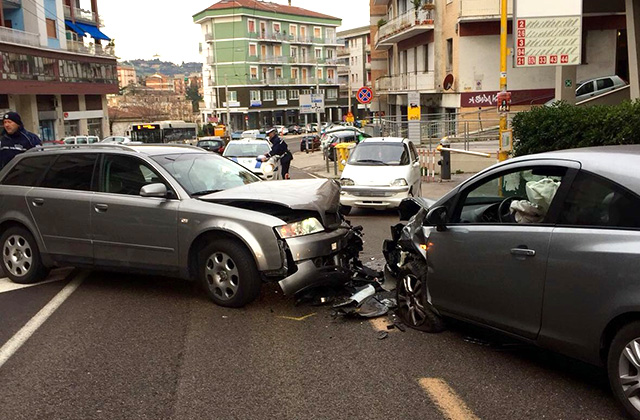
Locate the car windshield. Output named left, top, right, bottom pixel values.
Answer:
left=348, top=143, right=408, bottom=165
left=223, top=142, right=270, bottom=157
left=152, top=152, right=260, bottom=196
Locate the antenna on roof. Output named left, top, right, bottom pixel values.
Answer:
left=288, top=0, right=291, bottom=5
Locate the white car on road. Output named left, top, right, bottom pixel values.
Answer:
left=222, top=139, right=282, bottom=181
left=339, top=137, right=422, bottom=214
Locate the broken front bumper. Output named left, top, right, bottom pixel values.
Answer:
left=278, top=224, right=362, bottom=295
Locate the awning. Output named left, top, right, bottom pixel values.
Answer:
left=75, top=22, right=110, bottom=41
left=64, top=20, right=86, bottom=37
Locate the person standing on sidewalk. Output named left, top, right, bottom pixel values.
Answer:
left=263, top=127, right=293, bottom=179
left=0, top=111, right=42, bottom=170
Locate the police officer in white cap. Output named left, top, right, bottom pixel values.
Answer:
left=263, top=127, right=293, bottom=179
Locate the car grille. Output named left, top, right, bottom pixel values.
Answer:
left=350, top=189, right=393, bottom=197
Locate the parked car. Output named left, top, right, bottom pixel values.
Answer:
left=231, top=131, right=243, bottom=140
left=196, top=137, right=226, bottom=154
left=241, top=129, right=261, bottom=139
left=546, top=75, right=627, bottom=105
left=339, top=137, right=422, bottom=215
left=0, top=143, right=362, bottom=308
left=273, top=125, right=289, bottom=136
left=300, top=135, right=320, bottom=153
left=63, top=135, right=99, bottom=145
left=383, top=145, right=640, bottom=419
left=101, top=136, right=133, bottom=144
left=324, top=130, right=370, bottom=161
left=288, top=125, right=302, bottom=135
left=223, top=138, right=281, bottom=180
left=42, top=140, right=64, bottom=146
left=320, top=126, right=368, bottom=155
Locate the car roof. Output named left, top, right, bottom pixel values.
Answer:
left=359, top=137, right=406, bottom=143
left=228, top=139, right=269, bottom=145
left=25, top=143, right=205, bottom=157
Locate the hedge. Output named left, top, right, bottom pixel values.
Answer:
left=511, top=100, right=640, bottom=157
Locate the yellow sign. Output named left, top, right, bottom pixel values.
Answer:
left=346, top=112, right=354, bottom=123
left=408, top=104, right=421, bottom=121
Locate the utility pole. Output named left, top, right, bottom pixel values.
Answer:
left=315, top=63, right=321, bottom=135
left=224, top=73, right=232, bottom=136
left=498, top=0, right=509, bottom=161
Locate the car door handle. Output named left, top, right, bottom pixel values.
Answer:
left=94, top=203, right=109, bottom=212
left=31, top=198, right=45, bottom=206
left=510, top=247, right=536, bottom=257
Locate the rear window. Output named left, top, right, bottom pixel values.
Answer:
left=1, top=155, right=55, bottom=186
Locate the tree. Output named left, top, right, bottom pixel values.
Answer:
left=186, top=84, right=203, bottom=112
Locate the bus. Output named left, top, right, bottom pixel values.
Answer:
left=130, top=121, right=197, bottom=144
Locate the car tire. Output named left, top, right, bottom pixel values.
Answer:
left=198, top=238, right=261, bottom=308
left=339, top=205, right=352, bottom=216
left=607, top=321, right=640, bottom=420
left=396, top=260, right=445, bottom=333
left=1, top=226, right=48, bottom=284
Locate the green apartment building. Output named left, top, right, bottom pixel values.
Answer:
left=193, top=0, right=346, bottom=130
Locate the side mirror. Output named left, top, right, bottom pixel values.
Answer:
left=140, top=183, right=168, bottom=198
left=426, top=206, right=448, bottom=231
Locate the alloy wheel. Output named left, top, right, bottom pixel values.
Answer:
left=398, top=273, right=428, bottom=327
left=2, top=234, right=33, bottom=278
left=204, top=251, right=240, bottom=302
left=617, top=338, right=640, bottom=411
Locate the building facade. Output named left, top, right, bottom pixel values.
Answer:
left=371, top=0, right=636, bottom=118
left=117, top=64, right=136, bottom=89
left=0, top=0, right=117, bottom=140
left=337, top=25, right=372, bottom=119
left=193, top=0, right=344, bottom=130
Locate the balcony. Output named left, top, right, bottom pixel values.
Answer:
left=375, top=72, right=436, bottom=93
left=460, top=0, right=513, bottom=21
left=376, top=8, right=434, bottom=50
left=63, top=5, right=102, bottom=26
left=66, top=40, right=115, bottom=57
left=0, top=26, right=39, bottom=48
left=337, top=46, right=349, bottom=57
left=204, top=33, right=214, bottom=42
left=289, top=35, right=313, bottom=44
left=338, top=66, right=349, bottom=75
left=3, top=0, right=21, bottom=9
left=258, top=30, right=284, bottom=42
left=260, top=55, right=289, bottom=64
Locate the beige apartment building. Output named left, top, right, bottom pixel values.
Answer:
left=371, top=0, right=640, bottom=117
left=117, top=65, right=137, bottom=89
left=337, top=26, right=372, bottom=119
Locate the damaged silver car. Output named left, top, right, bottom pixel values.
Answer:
left=383, top=146, right=640, bottom=419
left=0, top=144, right=362, bottom=307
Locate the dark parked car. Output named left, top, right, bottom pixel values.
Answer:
left=383, top=145, right=640, bottom=419
left=300, top=135, right=320, bottom=153
left=325, top=131, right=368, bottom=161
left=197, top=137, right=225, bottom=154
left=0, top=144, right=362, bottom=308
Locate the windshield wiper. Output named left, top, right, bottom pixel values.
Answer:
left=355, top=159, right=389, bottom=165
left=192, top=189, right=223, bottom=196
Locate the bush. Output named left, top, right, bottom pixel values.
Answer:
left=511, top=100, right=640, bottom=157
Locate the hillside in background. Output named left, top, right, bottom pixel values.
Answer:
left=122, top=59, right=202, bottom=77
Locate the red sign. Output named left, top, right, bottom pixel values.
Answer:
left=356, top=87, right=373, bottom=104
left=517, top=19, right=526, bottom=29
left=539, top=56, right=547, bottom=65
left=550, top=55, right=558, bottom=64
left=461, top=89, right=555, bottom=107
left=561, top=55, right=569, bottom=64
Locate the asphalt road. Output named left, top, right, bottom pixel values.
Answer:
left=0, top=143, right=630, bottom=420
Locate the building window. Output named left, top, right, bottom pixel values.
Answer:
left=315, top=48, right=322, bottom=59
left=250, top=90, right=261, bottom=101
left=248, top=19, right=256, bottom=33
left=327, top=89, right=337, bottom=99
left=289, top=24, right=297, bottom=38
left=300, top=26, right=307, bottom=38
left=301, top=89, right=311, bottom=95
left=326, top=49, right=334, bottom=59
left=446, top=38, right=453, bottom=71
left=274, top=45, right=282, bottom=56
left=424, top=44, right=429, bottom=72
left=275, top=67, right=283, bottom=78
left=325, top=28, right=335, bottom=41
left=314, top=27, right=321, bottom=39
left=317, top=68, right=323, bottom=80
left=276, top=90, right=287, bottom=100
left=273, top=22, right=281, bottom=33
left=291, top=67, right=299, bottom=80
left=289, top=89, right=299, bottom=99
left=228, top=91, right=238, bottom=101
left=366, top=34, right=371, bottom=45
left=263, top=90, right=274, bottom=101
left=249, top=43, right=257, bottom=57
left=46, top=18, right=57, bottom=39
left=367, top=71, right=371, bottom=82
left=367, top=53, right=371, bottom=63
left=250, top=66, right=258, bottom=79
left=291, top=46, right=298, bottom=58
left=327, top=68, right=335, bottom=79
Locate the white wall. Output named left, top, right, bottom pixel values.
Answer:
left=577, top=29, right=617, bottom=81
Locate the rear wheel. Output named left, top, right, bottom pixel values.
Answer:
left=1, top=226, right=48, bottom=284
left=607, top=321, right=640, bottom=420
left=396, top=260, right=445, bottom=333
left=198, top=239, right=261, bottom=307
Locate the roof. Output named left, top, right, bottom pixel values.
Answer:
left=197, top=0, right=339, bottom=21
left=360, top=137, right=406, bottom=143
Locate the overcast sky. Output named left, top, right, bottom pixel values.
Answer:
left=98, top=0, right=370, bottom=64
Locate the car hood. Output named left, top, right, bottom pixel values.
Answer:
left=342, top=164, right=411, bottom=185
left=228, top=156, right=263, bottom=170
left=199, top=179, right=342, bottom=225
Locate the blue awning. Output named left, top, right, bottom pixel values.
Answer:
left=64, top=20, right=86, bottom=37
left=75, top=22, right=110, bottom=41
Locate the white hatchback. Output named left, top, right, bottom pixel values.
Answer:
left=339, top=137, right=422, bottom=214
left=222, top=139, right=281, bottom=181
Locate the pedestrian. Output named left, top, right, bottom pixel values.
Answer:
left=263, top=127, right=293, bottom=179
left=0, top=111, right=42, bottom=170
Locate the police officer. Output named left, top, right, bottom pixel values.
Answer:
left=0, top=111, right=42, bottom=170
left=263, top=127, right=292, bottom=179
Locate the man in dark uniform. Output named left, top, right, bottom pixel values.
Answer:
left=263, top=127, right=293, bottom=179
left=0, top=111, right=42, bottom=170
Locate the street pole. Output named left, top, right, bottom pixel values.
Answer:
left=224, top=73, right=231, bottom=137
left=498, top=0, right=509, bottom=162
left=315, top=63, right=321, bottom=135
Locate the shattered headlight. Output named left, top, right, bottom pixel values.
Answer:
left=340, top=178, right=355, bottom=186
left=276, top=217, right=324, bottom=238
left=390, top=178, right=408, bottom=187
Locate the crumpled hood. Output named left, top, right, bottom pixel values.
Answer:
left=200, top=178, right=341, bottom=215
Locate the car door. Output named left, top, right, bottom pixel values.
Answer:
left=541, top=170, right=640, bottom=361
left=91, top=153, right=180, bottom=272
left=27, top=153, right=97, bottom=262
left=406, top=141, right=422, bottom=196
left=425, top=161, right=578, bottom=339
left=576, top=80, right=596, bottom=102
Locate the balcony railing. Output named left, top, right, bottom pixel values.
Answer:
left=376, top=8, right=434, bottom=47
left=337, top=46, right=349, bottom=56
left=375, top=72, right=436, bottom=92
left=460, top=0, right=512, bottom=19
left=204, top=33, right=214, bottom=42
left=66, top=40, right=115, bottom=57
left=63, top=5, right=102, bottom=25
left=257, top=30, right=284, bottom=42
left=289, top=35, right=313, bottom=44
left=0, top=26, right=39, bottom=48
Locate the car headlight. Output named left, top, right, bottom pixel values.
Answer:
left=340, top=178, right=355, bottom=186
left=263, top=163, right=274, bottom=173
left=276, top=217, right=324, bottom=238
left=390, top=178, right=408, bottom=187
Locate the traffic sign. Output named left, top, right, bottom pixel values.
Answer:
left=346, top=112, right=354, bottom=123
left=356, top=87, right=372, bottom=104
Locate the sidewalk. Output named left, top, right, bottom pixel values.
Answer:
left=291, top=148, right=475, bottom=200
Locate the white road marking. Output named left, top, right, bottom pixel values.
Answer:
left=0, top=272, right=86, bottom=369
left=0, top=268, right=75, bottom=294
